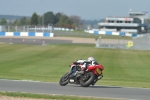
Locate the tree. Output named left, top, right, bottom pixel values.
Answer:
left=57, top=14, right=72, bottom=28
left=145, top=18, right=150, bottom=23
left=7, top=20, right=13, bottom=26
left=70, top=15, right=82, bottom=29
left=26, top=18, right=31, bottom=25
left=30, top=12, right=39, bottom=25
left=20, top=17, right=27, bottom=25
left=44, top=11, right=55, bottom=26
left=145, top=19, right=150, bottom=32
left=55, top=12, right=63, bottom=25
left=12, top=19, right=19, bottom=26
left=38, top=16, right=42, bottom=26
left=0, top=18, right=7, bottom=25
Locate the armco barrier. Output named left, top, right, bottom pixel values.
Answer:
left=85, top=30, right=137, bottom=37
left=0, top=32, right=54, bottom=37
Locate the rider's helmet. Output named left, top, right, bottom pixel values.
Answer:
left=88, top=56, right=95, bottom=61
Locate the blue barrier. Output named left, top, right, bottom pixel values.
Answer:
left=86, top=30, right=138, bottom=37
left=0, top=32, right=5, bottom=36
left=106, top=31, right=112, bottom=35
left=0, top=32, right=54, bottom=37
left=94, top=31, right=99, bottom=34
left=14, top=32, right=20, bottom=36
left=132, top=34, right=137, bottom=37
left=119, top=32, right=125, bottom=36
left=28, top=32, right=35, bottom=36
left=43, top=32, right=50, bottom=37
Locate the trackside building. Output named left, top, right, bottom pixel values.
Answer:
left=98, top=10, right=149, bottom=34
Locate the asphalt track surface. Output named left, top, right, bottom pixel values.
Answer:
left=0, top=37, right=98, bottom=46
left=0, top=79, right=150, bottom=100
left=0, top=37, right=73, bottom=45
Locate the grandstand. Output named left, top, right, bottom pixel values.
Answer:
left=98, top=10, right=149, bottom=34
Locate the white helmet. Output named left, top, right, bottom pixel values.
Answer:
left=88, top=57, right=95, bottom=61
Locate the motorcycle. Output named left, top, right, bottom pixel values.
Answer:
left=59, top=61, right=104, bottom=87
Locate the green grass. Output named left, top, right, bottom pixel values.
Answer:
left=0, top=92, right=117, bottom=100
left=0, top=43, right=150, bottom=88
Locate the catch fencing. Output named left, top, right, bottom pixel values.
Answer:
left=6, top=26, right=74, bottom=32
left=132, top=34, right=150, bottom=50
left=95, top=38, right=129, bottom=49
left=95, top=34, right=150, bottom=50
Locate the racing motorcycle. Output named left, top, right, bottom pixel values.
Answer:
left=59, top=61, right=104, bottom=87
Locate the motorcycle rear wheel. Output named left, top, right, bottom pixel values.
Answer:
left=79, top=72, right=96, bottom=87
left=59, top=72, right=69, bottom=86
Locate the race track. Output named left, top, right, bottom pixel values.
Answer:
left=0, top=37, right=150, bottom=100
left=0, top=79, right=150, bottom=100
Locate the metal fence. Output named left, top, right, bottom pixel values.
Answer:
left=95, top=34, right=150, bottom=50
left=6, top=26, right=73, bottom=32
left=95, top=38, right=128, bottom=49
left=6, top=26, right=53, bottom=32
left=132, top=34, right=150, bottom=50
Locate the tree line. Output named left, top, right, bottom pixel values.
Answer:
left=0, top=11, right=83, bottom=29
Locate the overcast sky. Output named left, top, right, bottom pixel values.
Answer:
left=0, top=0, right=150, bottom=20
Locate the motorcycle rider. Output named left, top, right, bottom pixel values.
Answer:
left=78, top=57, right=104, bottom=85
left=77, top=56, right=99, bottom=74
left=69, top=56, right=104, bottom=85
left=70, top=56, right=103, bottom=76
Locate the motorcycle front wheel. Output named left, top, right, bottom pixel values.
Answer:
left=79, top=72, right=96, bottom=87
left=59, top=72, right=70, bottom=86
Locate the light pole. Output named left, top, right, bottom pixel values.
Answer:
left=40, top=0, right=44, bottom=32
left=42, top=13, right=44, bottom=26
left=42, top=13, right=44, bottom=32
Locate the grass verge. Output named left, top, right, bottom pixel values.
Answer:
left=0, top=43, right=150, bottom=88
left=0, top=92, right=118, bottom=100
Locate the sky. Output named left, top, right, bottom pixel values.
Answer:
left=0, top=0, right=150, bottom=20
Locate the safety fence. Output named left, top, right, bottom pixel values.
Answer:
left=95, top=38, right=129, bottom=49
left=5, top=26, right=74, bottom=32
left=95, top=34, right=150, bottom=50
left=132, top=34, right=150, bottom=50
